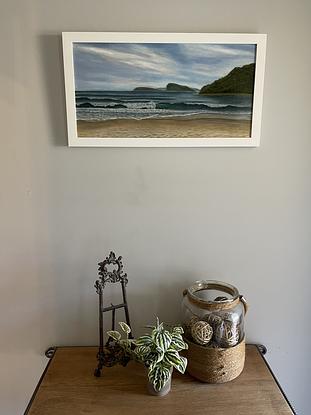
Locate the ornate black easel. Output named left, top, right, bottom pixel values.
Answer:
left=94, top=251, right=133, bottom=377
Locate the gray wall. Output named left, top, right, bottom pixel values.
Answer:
left=1, top=0, right=310, bottom=413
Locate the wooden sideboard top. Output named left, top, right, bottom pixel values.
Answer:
left=25, top=345, right=294, bottom=415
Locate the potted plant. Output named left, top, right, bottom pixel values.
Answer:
left=107, top=318, right=188, bottom=396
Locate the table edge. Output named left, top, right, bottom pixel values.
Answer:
left=256, top=346, right=296, bottom=414
left=23, top=348, right=56, bottom=415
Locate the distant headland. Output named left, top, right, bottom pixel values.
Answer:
left=132, top=63, right=255, bottom=95
left=133, top=83, right=198, bottom=92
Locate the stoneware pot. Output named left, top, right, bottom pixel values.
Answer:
left=146, top=368, right=173, bottom=396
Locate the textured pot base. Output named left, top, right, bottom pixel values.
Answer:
left=185, top=337, right=245, bottom=383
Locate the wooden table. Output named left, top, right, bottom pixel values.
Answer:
left=25, top=345, right=294, bottom=415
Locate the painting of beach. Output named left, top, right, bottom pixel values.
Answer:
left=62, top=33, right=266, bottom=146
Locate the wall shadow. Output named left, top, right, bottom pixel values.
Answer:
left=38, top=34, right=68, bottom=146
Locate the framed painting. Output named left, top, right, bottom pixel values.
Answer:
left=62, top=32, right=266, bottom=147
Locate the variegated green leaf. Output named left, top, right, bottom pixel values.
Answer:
left=147, top=360, right=156, bottom=371
left=171, top=334, right=187, bottom=351
left=148, top=364, right=171, bottom=392
left=135, top=345, right=151, bottom=357
left=107, top=330, right=121, bottom=341
left=119, top=322, right=131, bottom=334
left=154, top=331, right=172, bottom=352
left=173, top=326, right=184, bottom=334
left=152, top=321, right=164, bottom=338
left=163, top=348, right=182, bottom=367
left=172, top=333, right=183, bottom=341
left=155, top=350, right=164, bottom=364
left=147, top=365, right=158, bottom=382
left=174, top=356, right=187, bottom=374
left=134, top=335, right=153, bottom=346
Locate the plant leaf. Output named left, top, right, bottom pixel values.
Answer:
left=154, top=330, right=172, bottom=352
left=174, top=356, right=187, bottom=374
left=173, top=326, right=184, bottom=334
left=119, top=322, right=131, bottom=334
left=107, top=330, right=121, bottom=341
left=152, top=320, right=163, bottom=338
left=135, top=345, right=151, bottom=358
left=171, top=334, right=188, bottom=351
left=134, top=335, right=153, bottom=346
left=119, top=339, right=132, bottom=353
left=163, top=348, right=182, bottom=368
left=156, top=317, right=160, bottom=328
left=155, top=350, right=164, bottom=364
left=172, top=333, right=183, bottom=341
left=148, top=364, right=171, bottom=392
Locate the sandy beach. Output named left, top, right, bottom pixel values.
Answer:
left=77, top=116, right=251, bottom=139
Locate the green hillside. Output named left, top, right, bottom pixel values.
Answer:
left=199, top=63, right=255, bottom=95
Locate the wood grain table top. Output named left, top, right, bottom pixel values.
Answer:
left=25, top=345, right=294, bottom=415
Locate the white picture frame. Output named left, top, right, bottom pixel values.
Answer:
left=62, top=32, right=266, bottom=147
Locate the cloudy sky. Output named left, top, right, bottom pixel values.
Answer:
left=73, top=43, right=256, bottom=91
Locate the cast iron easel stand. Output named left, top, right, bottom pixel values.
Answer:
left=94, top=251, right=133, bottom=377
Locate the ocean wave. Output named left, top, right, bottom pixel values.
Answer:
left=76, top=97, right=121, bottom=103
left=76, top=97, right=152, bottom=104
left=76, top=102, right=156, bottom=110
left=77, top=102, right=128, bottom=109
left=155, top=102, right=251, bottom=112
left=76, top=108, right=251, bottom=122
left=76, top=101, right=251, bottom=112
